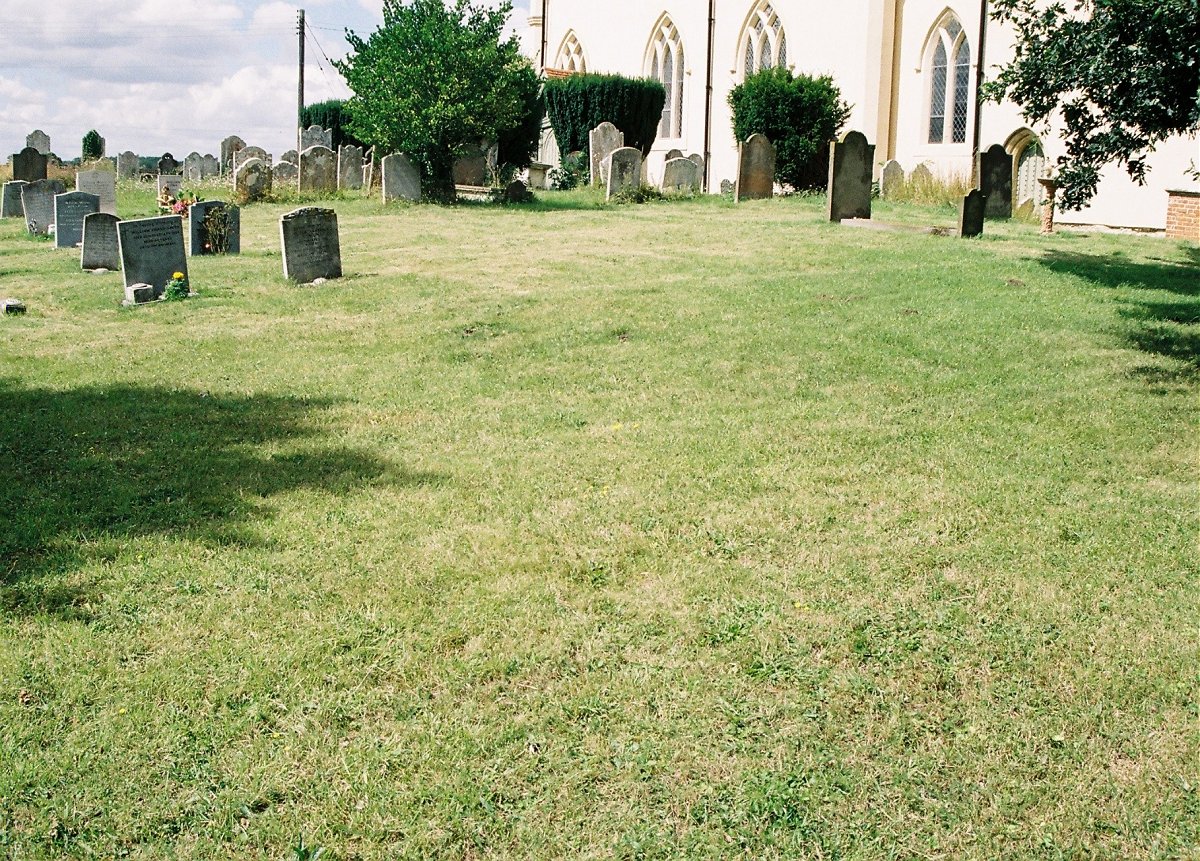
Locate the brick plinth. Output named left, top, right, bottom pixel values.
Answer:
left=1166, top=189, right=1200, bottom=242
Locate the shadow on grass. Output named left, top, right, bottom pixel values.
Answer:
left=0, top=381, right=439, bottom=618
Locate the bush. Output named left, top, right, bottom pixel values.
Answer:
left=81, top=130, right=104, bottom=161
left=496, top=63, right=544, bottom=176
left=544, top=74, right=666, bottom=160
left=728, top=69, right=851, bottom=192
left=549, top=151, right=589, bottom=190
left=301, top=100, right=364, bottom=151
left=611, top=184, right=665, bottom=205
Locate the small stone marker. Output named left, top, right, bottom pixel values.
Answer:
left=958, top=189, right=987, bottom=237
left=117, top=151, right=139, bottom=180
left=453, top=147, right=487, bottom=186
left=338, top=145, right=365, bottom=191
left=604, top=147, right=642, bottom=201
left=661, top=157, right=701, bottom=194
left=221, top=135, right=246, bottom=175
left=589, top=123, right=624, bottom=187
left=158, top=153, right=180, bottom=175
left=81, top=212, right=122, bottom=270
left=2, top=181, right=29, bottom=218
left=183, top=152, right=204, bottom=183
left=157, top=175, right=182, bottom=199
left=299, top=146, right=336, bottom=193
left=735, top=134, right=776, bottom=202
left=26, top=129, right=50, bottom=155
left=124, top=284, right=155, bottom=306
left=272, top=161, right=299, bottom=186
left=880, top=159, right=904, bottom=198
left=299, top=125, right=332, bottom=151
left=117, top=216, right=187, bottom=298
left=54, top=191, right=100, bottom=248
left=827, top=130, right=875, bottom=222
left=235, top=159, right=272, bottom=202
left=21, top=179, right=66, bottom=235
left=76, top=169, right=117, bottom=215
left=189, top=201, right=240, bottom=255
left=3, top=298, right=27, bottom=315
left=280, top=207, right=341, bottom=283
left=720, top=179, right=734, bottom=195
left=978, top=143, right=1014, bottom=219
left=381, top=153, right=421, bottom=202
left=12, top=147, right=48, bottom=182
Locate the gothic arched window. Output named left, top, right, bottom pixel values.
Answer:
left=926, top=13, right=971, bottom=144
left=647, top=16, right=685, bottom=139
left=739, top=2, right=787, bottom=80
left=555, top=31, right=587, bottom=74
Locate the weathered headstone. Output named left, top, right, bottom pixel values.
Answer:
left=54, top=191, right=100, bottom=248
left=664, top=148, right=684, bottom=161
left=453, top=147, right=487, bottom=186
left=527, top=162, right=549, bottom=190
left=81, top=212, right=122, bottom=270
left=12, top=146, right=48, bottom=182
left=21, top=179, right=66, bottom=235
left=661, top=157, right=701, bottom=194
left=720, top=179, right=734, bottom=195
left=117, top=151, right=139, bottom=180
left=233, top=146, right=270, bottom=175
left=26, top=129, right=50, bottom=155
left=183, top=152, right=204, bottom=183
left=1, top=181, right=28, bottom=218
left=977, top=143, right=1014, bottom=219
left=880, top=159, right=905, bottom=199
left=589, top=122, right=624, bottom=187
left=604, top=147, right=642, bottom=201
left=220, top=135, right=246, bottom=175
left=337, top=145, right=364, bottom=191
left=503, top=180, right=532, bottom=203
left=909, top=163, right=934, bottom=186
left=117, top=216, right=187, bottom=297
left=280, top=149, right=298, bottom=165
left=189, top=201, right=240, bottom=255
left=299, top=125, right=332, bottom=151
left=959, top=189, right=987, bottom=238
left=735, top=134, right=775, bottom=202
left=827, top=130, right=875, bottom=222
left=158, top=153, right=180, bottom=175
left=76, top=169, right=117, bottom=215
left=687, top=153, right=705, bottom=176
left=272, top=161, right=299, bottom=186
left=298, top=146, right=336, bottom=193
left=381, top=153, right=420, bottom=202
left=235, top=158, right=272, bottom=202
left=280, top=207, right=341, bottom=282
left=157, top=175, right=183, bottom=199
left=201, top=154, right=220, bottom=178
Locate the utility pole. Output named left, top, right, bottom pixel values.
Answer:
left=297, top=8, right=306, bottom=153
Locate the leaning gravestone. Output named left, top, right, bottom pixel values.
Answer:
left=117, top=216, right=187, bottom=298
left=117, top=151, right=139, bottom=180
left=827, top=130, right=875, bottom=222
left=26, top=129, right=51, bottom=155
left=235, top=159, right=271, bottom=202
left=54, top=191, right=100, bottom=248
left=604, top=147, right=642, bottom=201
left=158, top=153, right=180, bottom=175
left=280, top=207, right=341, bottom=283
left=880, top=159, right=905, bottom=199
left=220, top=135, right=246, bottom=175
left=189, top=201, right=240, bottom=255
left=76, top=169, right=117, bottom=215
left=12, top=147, right=48, bottom=182
left=1, top=181, right=29, bottom=218
left=272, top=161, right=299, bottom=186
left=661, top=157, right=701, bottom=194
left=81, top=212, right=121, bottom=270
left=453, top=147, right=486, bottom=186
left=381, top=153, right=421, bottom=202
left=157, top=175, right=183, bottom=198
left=299, top=145, right=336, bottom=193
left=589, top=122, right=624, bottom=187
left=977, top=143, right=1014, bottom=219
left=959, top=189, right=987, bottom=238
left=735, top=134, right=775, bottom=202
left=299, top=125, right=332, bottom=151
left=21, top=179, right=66, bottom=235
left=338, top=144, right=364, bottom=191
left=183, top=152, right=204, bottom=183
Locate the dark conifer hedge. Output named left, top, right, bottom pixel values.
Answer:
left=543, top=74, right=666, bottom=158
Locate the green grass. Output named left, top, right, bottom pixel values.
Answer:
left=1, top=188, right=1197, bottom=860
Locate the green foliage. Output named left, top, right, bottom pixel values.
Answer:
left=199, top=205, right=235, bottom=255
left=543, top=74, right=666, bottom=159
left=728, top=68, right=851, bottom=192
left=985, top=0, right=1200, bottom=210
left=300, top=100, right=364, bottom=151
left=335, top=0, right=537, bottom=202
left=610, top=184, right=665, bottom=205
left=495, top=63, right=544, bottom=174
left=81, top=129, right=103, bottom=161
left=162, top=272, right=189, bottom=301
left=549, top=150, right=589, bottom=190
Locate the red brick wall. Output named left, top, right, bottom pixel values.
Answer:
left=1166, top=190, right=1200, bottom=242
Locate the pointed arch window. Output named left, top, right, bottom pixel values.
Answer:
left=647, top=17, right=685, bottom=139
left=555, top=31, right=587, bottom=74
left=926, top=14, right=971, bottom=144
left=739, top=2, right=787, bottom=80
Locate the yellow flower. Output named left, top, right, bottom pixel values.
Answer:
left=172, top=272, right=184, bottom=280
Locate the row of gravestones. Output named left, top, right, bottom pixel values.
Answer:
left=586, top=123, right=705, bottom=199
left=3, top=170, right=118, bottom=225
left=233, top=144, right=372, bottom=202
left=877, top=143, right=1017, bottom=237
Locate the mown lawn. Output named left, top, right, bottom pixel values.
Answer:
left=1, top=185, right=1197, bottom=860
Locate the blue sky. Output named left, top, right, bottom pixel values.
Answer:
left=0, top=0, right=532, bottom=161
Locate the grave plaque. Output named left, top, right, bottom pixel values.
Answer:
left=381, top=153, right=420, bottom=202
left=977, top=143, right=1014, bottom=219
left=26, top=129, right=50, bottom=155
left=220, top=135, right=246, bottom=174
left=280, top=207, right=341, bottom=283
left=81, top=212, right=122, bottom=270
left=189, top=201, right=240, bottom=255
left=12, top=146, right=48, bottom=182
left=76, top=169, right=117, bottom=215
left=117, top=151, right=139, bottom=179
left=338, top=145, right=364, bottom=191
left=604, top=147, right=642, bottom=201
left=827, top=130, right=875, bottom=222
left=735, top=134, right=775, bottom=202
left=157, top=175, right=183, bottom=198
left=880, top=160, right=905, bottom=198
left=21, top=179, right=66, bottom=235
left=300, top=125, right=332, bottom=151
left=54, top=191, right=100, bottom=248
left=589, top=122, right=624, bottom=187
left=661, top=157, right=701, bottom=194
left=299, top=145, right=336, bottom=193
left=235, top=158, right=271, bottom=202
left=117, top=216, right=187, bottom=296
left=1, top=181, right=29, bottom=218
left=158, top=153, right=180, bottom=174
left=959, top=189, right=987, bottom=238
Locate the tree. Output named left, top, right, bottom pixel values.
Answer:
left=985, top=0, right=1200, bottom=210
left=81, top=129, right=104, bottom=161
left=335, top=0, right=539, bottom=201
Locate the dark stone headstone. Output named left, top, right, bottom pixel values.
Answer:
left=117, top=216, right=187, bottom=297
left=735, top=134, right=775, bottom=202
left=21, top=179, right=66, bottom=235
left=157, top=153, right=180, bottom=175
left=977, top=144, right=1014, bottom=219
left=959, top=189, right=987, bottom=238
left=1, top=181, right=29, bottom=218
left=12, top=146, right=48, bottom=182
left=280, top=207, right=341, bottom=283
left=381, top=153, right=420, bottom=202
left=827, top=130, right=875, bottom=222
left=503, top=180, right=532, bottom=203
left=54, top=191, right=100, bottom=248
left=189, top=201, right=241, bottom=255
left=81, top=212, right=122, bottom=270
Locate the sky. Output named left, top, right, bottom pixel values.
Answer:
left=0, top=0, right=532, bottom=161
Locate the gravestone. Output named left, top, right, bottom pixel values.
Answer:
left=54, top=191, right=100, bottom=248
left=280, top=207, right=341, bottom=283
left=81, top=212, right=121, bottom=270
left=604, top=147, right=642, bottom=201
left=158, top=153, right=180, bottom=174
left=958, top=189, right=987, bottom=238
left=26, top=129, right=51, bottom=155
left=299, top=146, right=336, bottom=193
left=12, top=146, right=48, bottom=182
left=381, top=153, right=420, bottom=202
left=117, top=216, right=187, bottom=297
left=272, top=161, right=299, bottom=186
left=76, top=169, right=117, bottom=215
left=589, top=122, right=624, bottom=187
left=299, top=125, right=332, bottom=151
left=720, top=179, right=734, bottom=195
left=880, top=159, right=904, bottom=199
left=189, top=201, right=240, bottom=255
left=977, top=143, right=1014, bottom=219
left=233, top=146, right=270, bottom=176
left=157, top=175, right=183, bottom=198
left=280, top=149, right=298, bottom=165
left=201, top=154, right=220, bottom=178
left=503, top=180, right=532, bottom=203
left=688, top=152, right=705, bottom=176
left=735, top=134, right=775, bottom=202
left=21, top=179, right=66, bottom=235
left=117, top=151, right=139, bottom=180
left=338, top=145, right=365, bottom=191
left=1, top=181, right=29, bottom=218
left=664, top=148, right=684, bottom=161
left=910, top=163, right=933, bottom=185
left=220, top=135, right=245, bottom=174
left=827, top=131, right=875, bottom=222
left=183, top=152, right=204, bottom=182
left=235, top=158, right=271, bottom=202
left=453, top=147, right=486, bottom=186
left=661, top=157, right=701, bottom=194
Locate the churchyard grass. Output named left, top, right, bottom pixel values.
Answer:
left=1, top=191, right=1196, bottom=860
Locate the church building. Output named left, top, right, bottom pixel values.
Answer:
left=524, top=1, right=1198, bottom=230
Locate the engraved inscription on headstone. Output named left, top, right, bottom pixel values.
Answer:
left=118, top=216, right=188, bottom=296
left=189, top=201, right=241, bottom=255
left=54, top=191, right=101, bottom=248
left=157, top=175, right=183, bottom=198
left=280, top=207, right=342, bottom=283
left=81, top=212, right=122, bottom=271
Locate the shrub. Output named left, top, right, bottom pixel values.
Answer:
left=543, top=74, right=666, bottom=160
left=495, top=63, right=544, bottom=176
left=81, top=130, right=104, bottom=161
left=550, top=151, right=589, bottom=190
left=728, top=69, right=851, bottom=192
